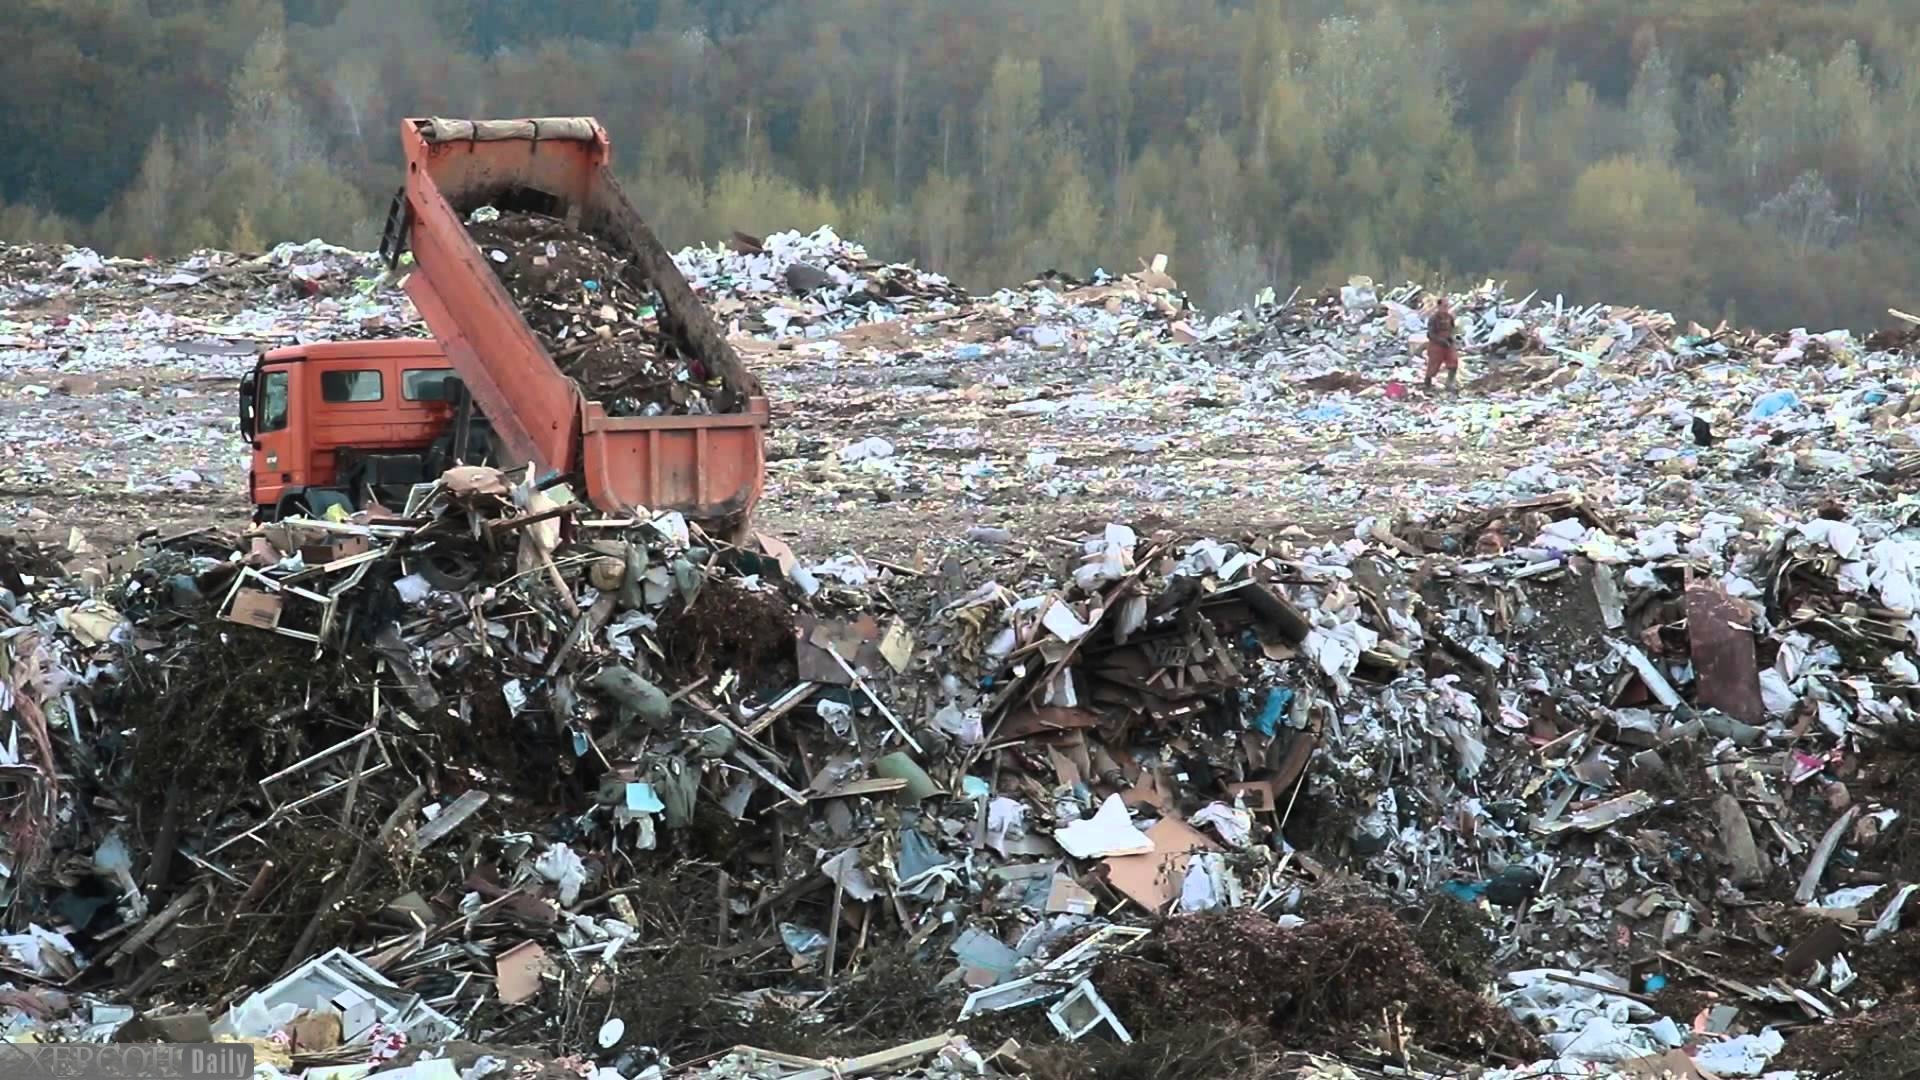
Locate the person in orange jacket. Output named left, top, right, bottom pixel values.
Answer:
left=1423, top=296, right=1459, bottom=392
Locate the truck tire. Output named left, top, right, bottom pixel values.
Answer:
left=724, top=511, right=757, bottom=548
left=273, top=493, right=312, bottom=522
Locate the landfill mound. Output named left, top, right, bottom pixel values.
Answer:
left=468, top=210, right=725, bottom=416
left=6, top=455, right=1920, bottom=1079
left=733, top=261, right=1920, bottom=561
left=0, top=238, right=419, bottom=545
left=15, top=231, right=1920, bottom=561
left=13, top=229, right=1920, bottom=1078
left=673, top=226, right=970, bottom=339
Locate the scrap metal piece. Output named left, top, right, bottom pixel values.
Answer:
left=1687, top=583, right=1765, bottom=725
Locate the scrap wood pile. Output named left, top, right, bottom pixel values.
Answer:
left=8, top=482, right=1920, bottom=1078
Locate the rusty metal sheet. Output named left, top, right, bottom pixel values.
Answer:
left=1686, top=584, right=1765, bottom=725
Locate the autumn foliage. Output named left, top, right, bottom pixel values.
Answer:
left=4, top=0, right=1918, bottom=328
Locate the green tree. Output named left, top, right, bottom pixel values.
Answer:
left=1081, top=0, right=1135, bottom=195
left=1030, top=150, right=1103, bottom=272
left=796, top=82, right=839, bottom=190
left=976, top=53, right=1043, bottom=238
left=0, top=201, right=75, bottom=244
left=1730, top=53, right=1816, bottom=184
left=230, top=207, right=263, bottom=251
left=913, top=170, right=973, bottom=273
left=1568, top=156, right=1703, bottom=242
left=118, top=130, right=180, bottom=255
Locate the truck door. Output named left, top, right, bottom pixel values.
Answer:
left=251, top=368, right=297, bottom=508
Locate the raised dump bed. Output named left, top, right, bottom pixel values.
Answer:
left=385, top=116, right=768, bottom=525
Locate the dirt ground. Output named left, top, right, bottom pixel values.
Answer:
left=744, top=335, right=1543, bottom=562
left=0, top=368, right=241, bottom=549
left=1, top=334, right=1534, bottom=562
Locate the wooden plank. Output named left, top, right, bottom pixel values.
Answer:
left=416, top=790, right=491, bottom=852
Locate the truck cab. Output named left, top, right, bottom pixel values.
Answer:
left=239, top=339, right=489, bottom=520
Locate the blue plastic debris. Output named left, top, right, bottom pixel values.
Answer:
left=625, top=782, right=666, bottom=814
left=571, top=730, right=591, bottom=757
left=898, top=830, right=951, bottom=881
left=582, top=279, right=601, bottom=292
left=1252, top=687, right=1294, bottom=736
left=1643, top=974, right=1668, bottom=993
left=953, top=344, right=987, bottom=360
left=1749, top=389, right=1799, bottom=420
left=1442, top=880, right=1488, bottom=902
left=1299, top=404, right=1347, bottom=423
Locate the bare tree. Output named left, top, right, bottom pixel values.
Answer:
left=1754, top=171, right=1854, bottom=251
left=329, top=56, right=380, bottom=152
left=1627, top=46, right=1679, bottom=162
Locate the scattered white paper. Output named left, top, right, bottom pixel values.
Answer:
left=1055, top=794, right=1153, bottom=859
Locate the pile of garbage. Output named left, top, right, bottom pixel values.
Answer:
left=674, top=227, right=969, bottom=340
left=468, top=209, right=731, bottom=417
left=737, top=256, right=1920, bottom=564
left=8, top=463, right=1920, bottom=1078
left=0, top=239, right=410, bottom=380
left=14, top=225, right=1920, bottom=1078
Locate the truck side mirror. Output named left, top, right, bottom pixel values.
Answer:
left=239, top=374, right=257, bottom=440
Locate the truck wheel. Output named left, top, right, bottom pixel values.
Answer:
left=274, top=494, right=312, bottom=522
left=724, top=512, right=757, bottom=548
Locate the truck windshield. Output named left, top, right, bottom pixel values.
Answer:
left=259, top=371, right=290, bottom=432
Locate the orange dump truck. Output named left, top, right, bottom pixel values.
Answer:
left=242, top=117, right=769, bottom=528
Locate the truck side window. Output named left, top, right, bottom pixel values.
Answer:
left=321, top=370, right=384, bottom=402
left=403, top=369, right=458, bottom=401
left=259, top=371, right=290, bottom=432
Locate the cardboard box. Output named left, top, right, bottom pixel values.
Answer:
left=301, top=536, right=371, bottom=565
left=328, top=987, right=377, bottom=1041
left=494, top=940, right=552, bottom=1005
left=226, top=589, right=284, bottom=630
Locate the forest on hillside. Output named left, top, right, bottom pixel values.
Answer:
left=6, top=0, right=1920, bottom=329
